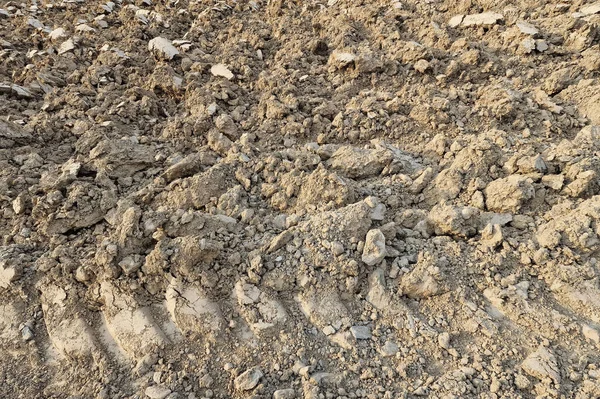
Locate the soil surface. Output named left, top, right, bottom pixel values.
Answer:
left=1, top=1, right=600, bottom=398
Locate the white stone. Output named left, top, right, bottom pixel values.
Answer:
left=516, top=21, right=538, bottom=35
left=148, top=37, right=179, bottom=60
left=145, top=385, right=171, bottom=399
left=362, top=229, right=386, bottom=266
left=58, top=39, right=75, bottom=55
left=211, top=64, right=234, bottom=80
left=461, top=12, right=503, bottom=27
left=581, top=2, right=600, bottom=15
left=234, top=367, right=263, bottom=391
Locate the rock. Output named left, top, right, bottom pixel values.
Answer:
left=448, top=15, right=464, bottom=27
left=453, top=12, right=503, bottom=27
left=327, top=146, right=392, bottom=179
left=580, top=2, right=600, bottom=16
left=521, top=347, right=560, bottom=384
left=58, top=39, right=75, bottom=55
left=273, top=389, right=296, bottom=399
left=145, top=385, right=172, bottom=399
left=516, top=21, right=539, bottom=35
left=267, top=229, right=294, bottom=253
left=438, top=332, right=451, bottom=349
left=481, top=224, right=503, bottom=249
left=350, top=325, right=371, bottom=340
left=428, top=203, right=479, bottom=238
left=234, top=367, right=263, bottom=391
left=49, top=27, right=66, bottom=41
left=380, top=341, right=399, bottom=357
left=211, top=64, right=234, bottom=80
left=362, top=229, right=386, bottom=266
left=582, top=324, right=600, bottom=345
left=148, top=37, right=179, bottom=60
left=542, top=175, right=564, bottom=190
left=485, top=175, right=535, bottom=213
left=21, top=326, right=34, bottom=341
left=414, top=59, right=430, bottom=73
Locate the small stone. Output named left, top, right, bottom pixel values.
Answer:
left=58, top=39, right=75, bottom=55
left=380, top=341, right=399, bottom=357
left=448, top=15, right=464, bottom=27
left=481, top=224, right=503, bottom=248
left=362, top=229, right=386, bottom=266
left=323, top=325, right=336, bottom=336
left=330, top=241, right=344, bottom=256
left=21, top=326, right=34, bottom=341
left=438, top=332, right=450, bottom=349
left=536, top=40, right=549, bottom=52
left=370, top=203, right=386, bottom=221
left=273, top=389, right=296, bottom=399
left=350, top=325, right=371, bottom=340
left=514, top=374, right=530, bottom=389
left=145, top=385, right=172, bottom=399
left=541, top=174, right=564, bottom=190
left=211, top=64, right=234, bottom=80
left=12, top=195, right=27, bottom=215
left=234, top=367, right=263, bottom=391
left=516, top=21, right=539, bottom=35
left=148, top=37, right=179, bottom=60
left=49, top=27, right=66, bottom=41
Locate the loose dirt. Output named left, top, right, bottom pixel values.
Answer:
left=1, top=1, right=600, bottom=398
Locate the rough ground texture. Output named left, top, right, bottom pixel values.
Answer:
left=1, top=0, right=600, bottom=398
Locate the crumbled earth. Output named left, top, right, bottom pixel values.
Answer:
left=1, top=1, right=600, bottom=398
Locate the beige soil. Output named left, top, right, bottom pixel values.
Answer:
left=1, top=1, right=600, bottom=398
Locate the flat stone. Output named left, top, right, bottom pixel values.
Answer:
left=380, top=340, right=399, bottom=357
left=521, top=347, right=560, bottom=384
left=461, top=12, right=503, bottom=27
left=516, top=21, right=539, bottom=35
left=211, top=64, right=234, bottom=80
left=350, top=325, right=371, bottom=340
left=581, top=2, right=600, bottom=15
left=145, top=385, right=172, bottom=399
left=148, top=37, right=179, bottom=60
left=234, top=367, right=263, bottom=391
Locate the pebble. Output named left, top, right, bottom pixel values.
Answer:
left=273, top=388, right=296, bottom=399
left=438, top=332, right=450, bottom=349
left=234, top=367, right=263, bottom=391
left=211, top=64, right=234, bottom=80
left=380, top=341, right=399, bottom=357
left=350, top=325, right=371, bottom=340
left=145, top=385, right=172, bottom=399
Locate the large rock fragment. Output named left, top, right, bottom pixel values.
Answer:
left=148, top=37, right=179, bottom=60
left=485, top=175, right=534, bottom=213
left=521, top=347, right=560, bottom=384
left=428, top=203, right=479, bottom=238
left=235, top=367, right=263, bottom=391
left=362, top=229, right=386, bottom=266
left=536, top=196, right=600, bottom=251
left=327, top=146, right=392, bottom=179
left=89, top=139, right=154, bottom=178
